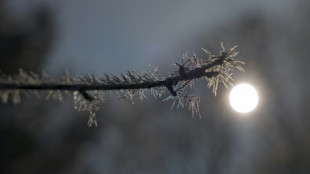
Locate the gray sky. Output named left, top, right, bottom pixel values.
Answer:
left=4, top=1, right=310, bottom=173
left=8, top=0, right=289, bottom=74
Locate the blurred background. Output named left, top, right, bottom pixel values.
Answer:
left=1, top=0, right=309, bottom=173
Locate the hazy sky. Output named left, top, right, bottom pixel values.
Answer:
left=8, top=0, right=289, bottom=74
left=4, top=1, right=309, bottom=173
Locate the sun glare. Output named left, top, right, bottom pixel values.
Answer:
left=229, top=83, right=259, bottom=113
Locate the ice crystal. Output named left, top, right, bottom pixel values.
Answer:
left=203, top=42, right=244, bottom=96
left=163, top=89, right=201, bottom=117
left=0, top=43, right=244, bottom=126
left=73, top=90, right=105, bottom=127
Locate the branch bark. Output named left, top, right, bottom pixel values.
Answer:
left=0, top=66, right=220, bottom=96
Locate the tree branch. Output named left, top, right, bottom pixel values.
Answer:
left=0, top=69, right=219, bottom=95
left=0, top=43, right=244, bottom=126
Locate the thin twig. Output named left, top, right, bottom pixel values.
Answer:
left=0, top=65, right=220, bottom=95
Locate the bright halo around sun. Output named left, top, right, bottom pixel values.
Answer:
left=229, top=83, right=259, bottom=113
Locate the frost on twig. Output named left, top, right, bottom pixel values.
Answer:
left=0, top=43, right=244, bottom=126
left=73, top=90, right=104, bottom=127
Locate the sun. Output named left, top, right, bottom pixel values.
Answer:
left=229, top=83, right=259, bottom=113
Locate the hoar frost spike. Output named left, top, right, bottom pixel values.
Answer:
left=0, top=43, right=244, bottom=126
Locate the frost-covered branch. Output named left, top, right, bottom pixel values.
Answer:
left=0, top=43, right=244, bottom=126
left=0, top=70, right=218, bottom=93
